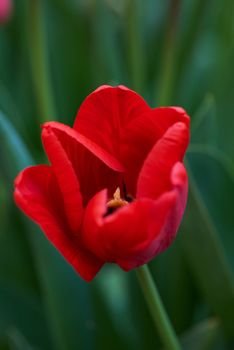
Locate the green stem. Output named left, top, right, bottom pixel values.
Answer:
left=136, top=265, right=181, bottom=350
left=175, top=0, right=210, bottom=85
left=27, top=0, right=56, bottom=122
left=125, top=0, right=145, bottom=94
left=156, top=0, right=181, bottom=106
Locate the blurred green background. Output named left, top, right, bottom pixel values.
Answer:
left=0, top=0, right=234, bottom=349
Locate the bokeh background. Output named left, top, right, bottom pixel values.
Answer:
left=0, top=0, right=234, bottom=349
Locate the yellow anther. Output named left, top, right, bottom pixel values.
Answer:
left=107, top=187, right=128, bottom=209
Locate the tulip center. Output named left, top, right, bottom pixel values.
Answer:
left=107, top=187, right=128, bottom=208
left=105, top=185, right=132, bottom=216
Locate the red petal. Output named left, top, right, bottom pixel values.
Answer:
left=150, top=107, right=189, bottom=131
left=14, top=165, right=104, bottom=281
left=82, top=192, right=169, bottom=269
left=42, top=127, right=83, bottom=233
left=42, top=122, right=123, bottom=205
left=120, top=107, right=190, bottom=196
left=73, top=86, right=189, bottom=198
left=82, top=162, right=188, bottom=271
left=43, top=122, right=124, bottom=171
left=73, top=85, right=150, bottom=158
left=137, top=122, right=189, bottom=200
left=82, top=189, right=109, bottom=260
left=118, top=162, right=188, bottom=271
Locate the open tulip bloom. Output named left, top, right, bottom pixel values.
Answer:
left=14, top=85, right=190, bottom=282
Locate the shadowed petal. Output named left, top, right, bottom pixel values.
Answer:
left=43, top=121, right=124, bottom=171
left=42, top=127, right=83, bottom=233
left=14, top=165, right=104, bottom=281
left=43, top=122, right=123, bottom=205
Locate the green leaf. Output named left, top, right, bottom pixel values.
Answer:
left=0, top=282, right=51, bottom=349
left=151, top=240, right=197, bottom=334
left=187, top=149, right=234, bottom=275
left=188, top=144, right=234, bottom=181
left=90, top=0, right=124, bottom=86
left=92, top=267, right=132, bottom=350
left=7, top=329, right=34, bottom=350
left=181, top=318, right=221, bottom=350
left=181, top=158, right=234, bottom=335
left=182, top=89, right=234, bottom=336
left=191, top=94, right=217, bottom=146
left=0, top=111, right=33, bottom=174
left=0, top=206, right=40, bottom=295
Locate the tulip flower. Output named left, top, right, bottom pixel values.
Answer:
left=0, top=0, right=12, bottom=24
left=14, top=85, right=190, bottom=281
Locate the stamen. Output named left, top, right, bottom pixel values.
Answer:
left=107, top=187, right=128, bottom=209
left=104, top=186, right=134, bottom=217
left=113, top=187, right=121, bottom=200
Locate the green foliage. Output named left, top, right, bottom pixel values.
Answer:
left=0, top=1, right=233, bottom=349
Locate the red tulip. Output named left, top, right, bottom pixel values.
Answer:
left=0, top=0, right=12, bottom=24
left=14, top=85, right=190, bottom=281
